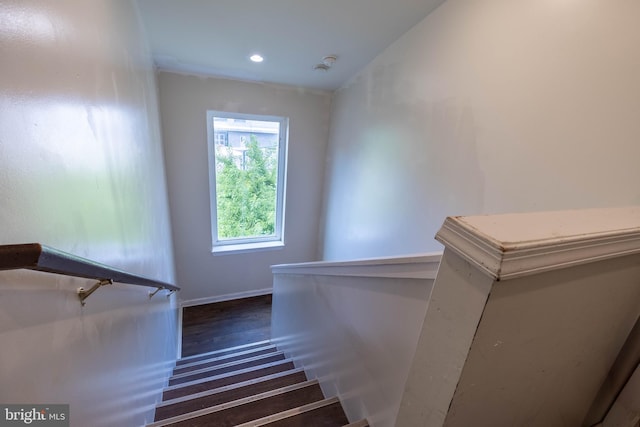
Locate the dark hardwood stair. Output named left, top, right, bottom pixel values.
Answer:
left=168, top=352, right=286, bottom=386
left=176, top=340, right=273, bottom=366
left=174, top=345, right=278, bottom=374
left=150, top=341, right=368, bottom=427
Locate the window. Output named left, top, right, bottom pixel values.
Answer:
left=206, top=111, right=288, bottom=254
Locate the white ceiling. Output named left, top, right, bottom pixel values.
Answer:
left=135, top=0, right=444, bottom=91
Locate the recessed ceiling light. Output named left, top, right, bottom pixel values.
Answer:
left=250, top=54, right=264, bottom=63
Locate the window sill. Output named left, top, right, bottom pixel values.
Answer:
left=212, top=240, right=285, bottom=256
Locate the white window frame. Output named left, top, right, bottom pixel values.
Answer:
left=206, top=110, right=288, bottom=254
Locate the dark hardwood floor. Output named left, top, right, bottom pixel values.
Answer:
left=181, top=294, right=272, bottom=357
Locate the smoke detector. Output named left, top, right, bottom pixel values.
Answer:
left=322, top=55, right=337, bottom=67
left=314, top=55, right=338, bottom=71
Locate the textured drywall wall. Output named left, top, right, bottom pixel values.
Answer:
left=321, top=0, right=640, bottom=260
left=0, top=1, right=177, bottom=425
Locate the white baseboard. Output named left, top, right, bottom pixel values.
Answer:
left=180, top=287, right=273, bottom=308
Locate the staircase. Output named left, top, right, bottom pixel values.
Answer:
left=148, top=340, right=368, bottom=426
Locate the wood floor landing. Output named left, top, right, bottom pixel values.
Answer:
left=181, top=294, right=272, bottom=357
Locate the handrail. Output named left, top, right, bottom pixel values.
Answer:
left=0, top=243, right=179, bottom=305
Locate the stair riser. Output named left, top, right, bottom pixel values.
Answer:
left=155, top=371, right=308, bottom=421
left=176, top=341, right=271, bottom=366
left=174, top=347, right=277, bottom=374
left=169, top=353, right=285, bottom=386
left=163, top=362, right=295, bottom=401
left=261, top=402, right=350, bottom=427
left=162, top=384, right=325, bottom=427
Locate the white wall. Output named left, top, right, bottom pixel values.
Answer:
left=271, top=255, right=440, bottom=427
left=321, top=0, right=640, bottom=260
left=158, top=72, right=331, bottom=302
left=0, top=1, right=177, bottom=425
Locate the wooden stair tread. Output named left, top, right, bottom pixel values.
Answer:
left=174, top=346, right=277, bottom=374
left=177, top=341, right=271, bottom=365
left=163, top=361, right=295, bottom=401
left=155, top=370, right=308, bottom=421
left=231, top=398, right=348, bottom=427
left=262, top=401, right=349, bottom=427
left=160, top=382, right=325, bottom=427
left=169, top=353, right=285, bottom=386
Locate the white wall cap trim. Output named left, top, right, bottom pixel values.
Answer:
left=271, top=253, right=442, bottom=279
left=436, top=207, right=640, bottom=281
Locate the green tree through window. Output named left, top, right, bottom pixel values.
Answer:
left=215, top=135, right=277, bottom=239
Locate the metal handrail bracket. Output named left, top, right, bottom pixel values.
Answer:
left=78, top=279, right=112, bottom=306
